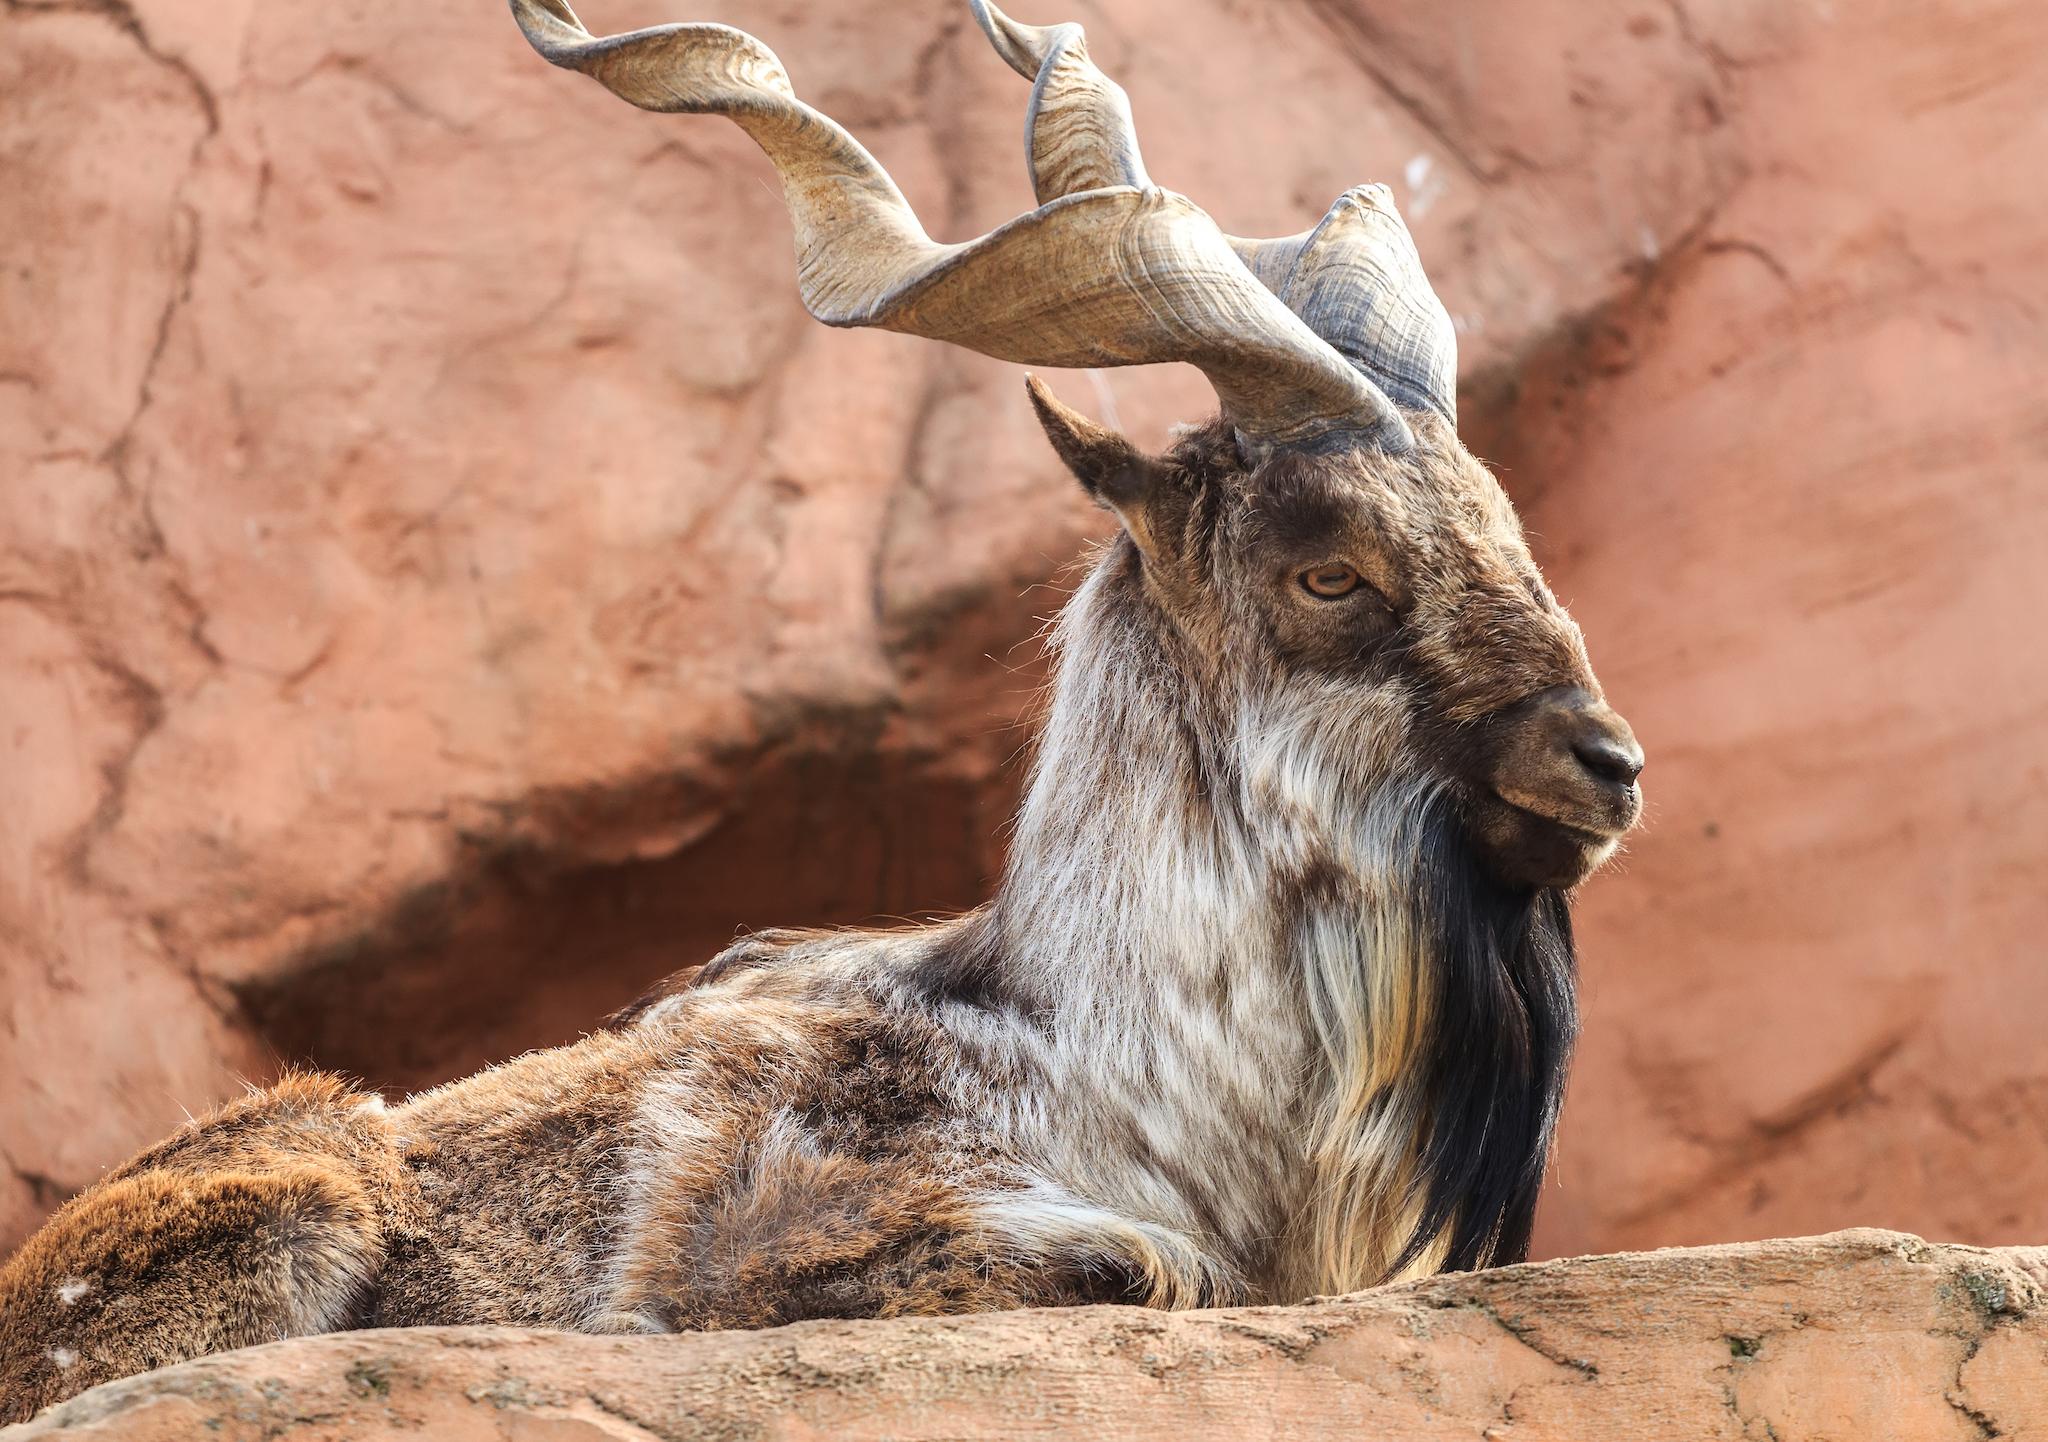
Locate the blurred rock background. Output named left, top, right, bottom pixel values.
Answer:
left=1, top=0, right=2043, bottom=1262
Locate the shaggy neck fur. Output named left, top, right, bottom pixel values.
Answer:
left=973, top=540, right=1578, bottom=1302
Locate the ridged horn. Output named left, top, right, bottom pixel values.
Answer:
left=967, top=2, right=1452, bottom=428
left=1229, top=187, right=1459, bottom=425
left=510, top=0, right=1412, bottom=452
left=967, top=0, right=1152, bottom=201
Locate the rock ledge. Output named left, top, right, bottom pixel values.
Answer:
left=9, top=1230, right=2045, bottom=1440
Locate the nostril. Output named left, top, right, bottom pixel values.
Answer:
left=1572, top=734, right=1644, bottom=788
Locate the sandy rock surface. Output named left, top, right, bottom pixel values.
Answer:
left=8, top=1231, right=2047, bottom=1440
left=2, top=0, right=2045, bottom=1260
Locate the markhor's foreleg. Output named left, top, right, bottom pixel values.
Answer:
left=0, top=1074, right=400, bottom=1424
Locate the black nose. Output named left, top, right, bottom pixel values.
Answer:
left=1572, top=728, right=1644, bottom=789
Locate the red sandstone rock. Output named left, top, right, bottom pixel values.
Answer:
left=6, top=1231, right=2046, bottom=1440
left=1498, top=0, right=2048, bottom=1259
left=1, top=0, right=2044, bottom=1266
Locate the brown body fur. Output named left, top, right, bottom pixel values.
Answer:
left=0, top=952, right=1125, bottom=1421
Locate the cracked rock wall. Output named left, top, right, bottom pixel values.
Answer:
left=3, top=0, right=2045, bottom=1263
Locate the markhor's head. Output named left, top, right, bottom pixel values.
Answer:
left=511, top=0, right=1641, bottom=891
left=1029, top=384, right=1641, bottom=894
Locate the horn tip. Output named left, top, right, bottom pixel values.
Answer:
left=509, top=0, right=589, bottom=60
left=968, top=0, right=1053, bottom=80
left=1332, top=182, right=1407, bottom=227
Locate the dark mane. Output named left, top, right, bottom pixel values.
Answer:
left=1392, top=798, right=1579, bottom=1276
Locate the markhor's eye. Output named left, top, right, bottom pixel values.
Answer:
left=1300, top=564, right=1362, bottom=599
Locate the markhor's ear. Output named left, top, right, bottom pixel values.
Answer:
left=1024, top=376, right=1162, bottom=516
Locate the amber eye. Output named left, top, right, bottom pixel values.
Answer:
left=1300, top=563, right=1362, bottom=599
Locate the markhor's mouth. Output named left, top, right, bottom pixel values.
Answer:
left=1503, top=801, right=1627, bottom=847
left=1493, top=784, right=1638, bottom=844
left=1472, top=791, right=1630, bottom=891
